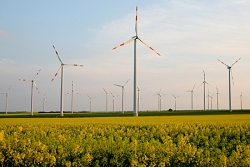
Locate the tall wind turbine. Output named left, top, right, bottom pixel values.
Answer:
left=186, top=84, right=195, bottom=110
left=87, top=95, right=95, bottom=112
left=217, top=58, right=241, bottom=112
left=19, top=69, right=41, bottom=116
left=137, top=87, right=145, bottom=112
left=172, top=94, right=179, bottom=111
left=51, top=45, right=83, bottom=117
left=65, top=81, right=81, bottom=113
left=110, top=92, right=115, bottom=112
left=114, top=79, right=130, bottom=113
left=0, top=86, right=11, bottom=114
left=103, top=88, right=108, bottom=113
left=113, top=6, right=161, bottom=117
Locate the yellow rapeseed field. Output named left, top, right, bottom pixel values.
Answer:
left=0, top=115, right=250, bottom=166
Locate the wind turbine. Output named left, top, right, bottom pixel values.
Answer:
left=19, top=69, right=41, bottom=116
left=103, top=88, right=108, bottom=113
left=210, top=93, right=214, bottom=110
left=113, top=6, right=161, bottom=117
left=40, top=93, right=48, bottom=112
left=51, top=45, right=83, bottom=117
left=206, top=90, right=211, bottom=110
left=155, top=88, right=166, bottom=111
left=0, top=86, right=11, bottom=114
left=110, top=92, right=115, bottom=112
left=217, top=58, right=241, bottom=112
left=240, top=91, right=243, bottom=110
left=87, top=95, right=95, bottom=112
left=216, top=86, right=220, bottom=110
left=65, top=81, right=81, bottom=113
left=114, top=79, right=130, bottom=113
left=186, top=84, right=195, bottom=110
left=201, top=70, right=211, bottom=111
left=137, top=87, right=145, bottom=112
left=172, top=94, right=179, bottom=111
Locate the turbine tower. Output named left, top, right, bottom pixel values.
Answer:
left=114, top=79, right=130, bottom=113
left=103, top=88, right=108, bottom=113
left=19, top=69, right=41, bottom=116
left=217, top=58, right=241, bottom=112
left=51, top=45, right=83, bottom=117
left=65, top=81, right=81, bottom=113
left=0, top=86, right=11, bottom=114
left=113, top=6, right=161, bottom=117
left=172, top=94, right=179, bottom=111
left=186, top=84, right=195, bottom=110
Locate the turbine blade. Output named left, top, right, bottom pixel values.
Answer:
left=64, top=64, right=84, bottom=67
left=19, top=79, right=32, bottom=82
left=138, top=38, right=161, bottom=56
left=8, top=86, right=11, bottom=92
left=103, top=88, right=108, bottom=94
left=114, top=84, right=122, bottom=87
left=217, top=59, right=229, bottom=67
left=33, top=82, right=40, bottom=93
left=124, top=79, right=130, bottom=86
left=53, top=45, right=63, bottom=64
left=135, top=6, right=138, bottom=36
left=51, top=66, right=62, bottom=82
left=33, top=69, right=41, bottom=80
left=112, top=38, right=135, bottom=50
left=231, top=58, right=241, bottom=67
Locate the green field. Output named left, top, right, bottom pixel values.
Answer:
left=0, top=112, right=250, bottom=166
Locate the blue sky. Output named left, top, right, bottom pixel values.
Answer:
left=1, top=0, right=250, bottom=112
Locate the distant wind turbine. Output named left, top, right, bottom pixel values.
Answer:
left=51, top=45, right=83, bottom=117
left=210, top=93, right=214, bottom=110
left=114, top=79, right=130, bottom=113
left=110, top=92, right=115, bottom=112
left=216, top=86, right=220, bottom=110
left=206, top=90, right=211, bottom=110
left=137, top=87, right=145, bottom=112
left=217, top=58, right=241, bottom=112
left=240, top=91, right=243, bottom=110
left=172, top=94, right=180, bottom=111
left=186, top=84, right=195, bottom=110
left=19, top=69, right=41, bottom=116
left=0, top=86, right=11, bottom=114
left=87, top=95, right=95, bottom=112
left=40, top=93, right=48, bottom=112
left=201, top=70, right=211, bottom=111
left=65, top=81, right=81, bottom=113
left=103, top=88, right=108, bottom=113
left=155, top=88, right=166, bottom=111
left=113, top=6, right=161, bottom=117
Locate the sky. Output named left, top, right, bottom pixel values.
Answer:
left=1, top=0, right=250, bottom=112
